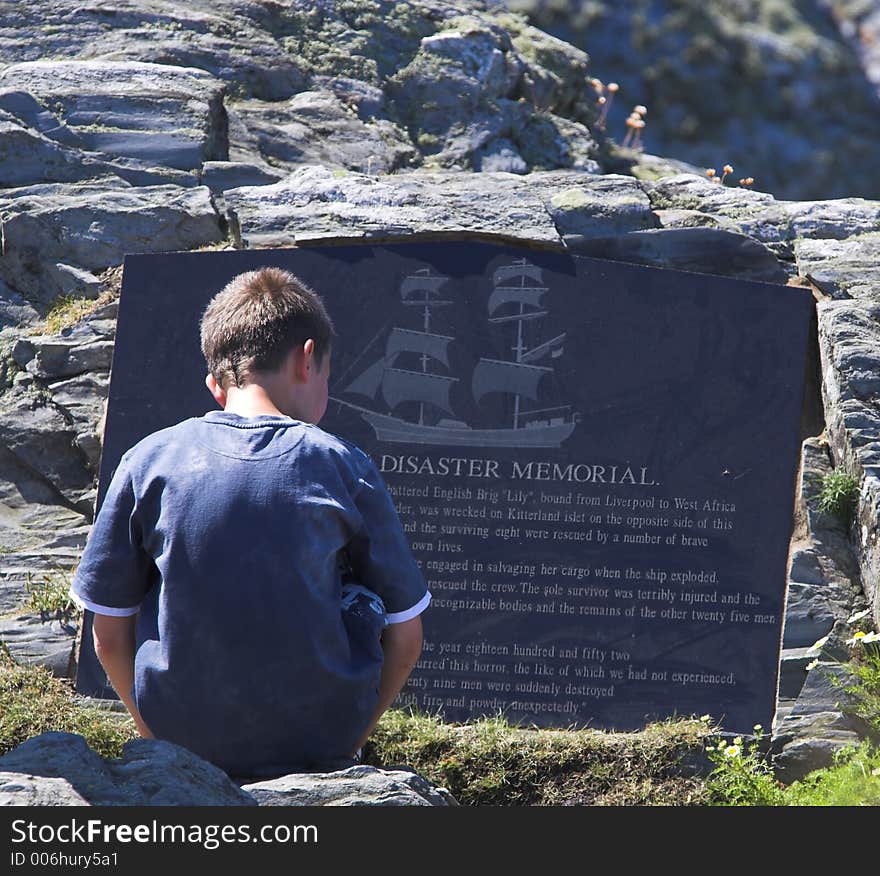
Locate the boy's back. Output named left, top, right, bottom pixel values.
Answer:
left=71, top=267, right=428, bottom=777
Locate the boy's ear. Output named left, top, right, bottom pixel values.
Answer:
left=205, top=373, right=227, bottom=408
left=290, top=339, right=316, bottom=383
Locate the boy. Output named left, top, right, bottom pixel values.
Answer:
left=70, top=266, right=429, bottom=778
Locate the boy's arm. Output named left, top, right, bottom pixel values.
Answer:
left=350, top=615, right=423, bottom=755
left=91, top=614, right=154, bottom=739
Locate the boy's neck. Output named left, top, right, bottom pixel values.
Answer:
left=222, top=382, right=312, bottom=423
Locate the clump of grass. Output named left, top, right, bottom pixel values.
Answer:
left=783, top=742, right=880, bottom=806
left=24, top=567, right=81, bottom=625
left=0, top=651, right=137, bottom=759
left=42, top=294, right=100, bottom=336
left=817, top=467, right=860, bottom=528
left=365, top=710, right=712, bottom=805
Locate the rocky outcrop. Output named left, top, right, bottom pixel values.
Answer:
left=0, top=732, right=454, bottom=806
left=0, top=0, right=878, bottom=793
left=509, top=0, right=880, bottom=201
left=242, top=765, right=456, bottom=806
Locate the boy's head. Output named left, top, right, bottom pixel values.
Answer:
left=200, top=267, right=334, bottom=392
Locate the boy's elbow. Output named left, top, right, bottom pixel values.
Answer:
left=384, top=615, right=423, bottom=666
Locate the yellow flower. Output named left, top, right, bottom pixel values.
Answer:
left=699, top=714, right=712, bottom=723
left=753, top=724, right=762, bottom=732
left=724, top=745, right=741, bottom=758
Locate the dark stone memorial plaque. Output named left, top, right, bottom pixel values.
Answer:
left=76, top=240, right=812, bottom=735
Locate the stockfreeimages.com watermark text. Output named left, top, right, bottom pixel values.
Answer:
left=10, top=817, right=318, bottom=853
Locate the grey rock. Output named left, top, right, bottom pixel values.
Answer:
left=72, top=7, right=308, bottom=102
left=0, top=388, right=94, bottom=500
left=782, top=582, right=836, bottom=649
left=0, top=732, right=256, bottom=806
left=0, top=182, right=223, bottom=303
left=818, top=300, right=880, bottom=469
left=773, top=716, right=865, bottom=785
left=0, top=613, right=77, bottom=678
left=228, top=91, right=417, bottom=175
left=0, top=277, right=40, bottom=329
left=543, top=174, right=657, bottom=238
left=19, top=337, right=113, bottom=380
left=0, top=113, right=98, bottom=189
left=645, top=175, right=880, bottom=257
left=46, top=264, right=104, bottom=300
left=778, top=646, right=819, bottom=700
left=790, top=652, right=865, bottom=716
left=795, top=233, right=880, bottom=300
left=473, top=137, right=528, bottom=174
left=0, top=61, right=228, bottom=171
left=0, top=773, right=88, bottom=806
left=242, top=764, right=456, bottom=806
left=201, top=161, right=285, bottom=195
left=564, top=227, right=787, bottom=283
left=226, top=165, right=570, bottom=246
left=511, top=0, right=880, bottom=200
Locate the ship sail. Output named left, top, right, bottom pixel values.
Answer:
left=472, top=358, right=552, bottom=404
left=344, top=358, right=385, bottom=399
left=386, top=328, right=453, bottom=368
left=492, top=263, right=544, bottom=286
left=488, top=284, right=547, bottom=316
left=382, top=368, right=458, bottom=416
left=520, top=333, right=566, bottom=364
left=401, top=270, right=449, bottom=303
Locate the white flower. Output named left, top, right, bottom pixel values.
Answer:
left=724, top=744, right=741, bottom=758
left=806, top=660, right=819, bottom=670
left=847, top=609, right=871, bottom=624
left=811, top=634, right=830, bottom=650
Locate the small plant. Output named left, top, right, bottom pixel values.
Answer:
left=817, top=467, right=860, bottom=528
left=705, top=165, right=754, bottom=187
left=703, top=721, right=785, bottom=805
left=24, top=567, right=80, bottom=625
left=622, top=104, right=647, bottom=149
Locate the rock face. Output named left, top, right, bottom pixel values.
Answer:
left=508, top=0, right=880, bottom=201
left=0, top=733, right=454, bottom=806
left=0, top=0, right=878, bottom=794
left=242, top=765, right=457, bottom=806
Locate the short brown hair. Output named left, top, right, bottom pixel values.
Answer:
left=200, top=267, right=334, bottom=389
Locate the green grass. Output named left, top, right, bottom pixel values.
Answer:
left=42, top=294, right=103, bottom=336
left=24, top=568, right=81, bottom=625
left=783, top=742, right=880, bottom=806
left=817, top=468, right=860, bottom=528
left=364, top=710, right=712, bottom=805
left=0, top=651, right=136, bottom=760
left=2, top=644, right=878, bottom=805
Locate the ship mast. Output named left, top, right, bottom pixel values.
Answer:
left=513, top=263, right=527, bottom=430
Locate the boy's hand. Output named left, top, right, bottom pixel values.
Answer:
left=352, top=615, right=423, bottom=754
left=92, top=613, right=154, bottom=739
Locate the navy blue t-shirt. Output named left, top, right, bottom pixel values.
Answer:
left=71, top=411, right=430, bottom=775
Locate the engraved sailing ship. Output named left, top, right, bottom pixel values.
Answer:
left=331, top=259, right=576, bottom=447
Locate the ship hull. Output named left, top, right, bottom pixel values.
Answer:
left=360, top=411, right=575, bottom=448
